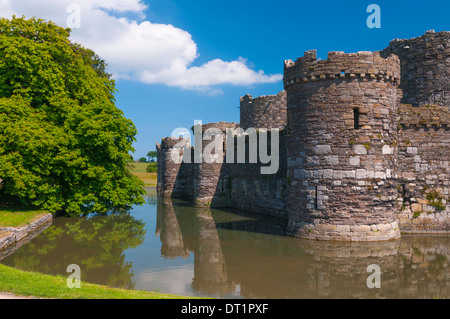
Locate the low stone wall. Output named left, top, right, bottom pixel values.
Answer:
left=0, top=213, right=53, bottom=256
left=0, top=231, right=14, bottom=251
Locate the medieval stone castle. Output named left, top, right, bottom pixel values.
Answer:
left=157, top=30, right=450, bottom=242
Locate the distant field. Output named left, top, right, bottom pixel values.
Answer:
left=129, top=162, right=157, bottom=187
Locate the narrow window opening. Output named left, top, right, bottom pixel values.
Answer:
left=222, top=179, right=226, bottom=193
left=315, top=186, right=318, bottom=210
left=353, top=108, right=360, bottom=129
left=400, top=184, right=408, bottom=210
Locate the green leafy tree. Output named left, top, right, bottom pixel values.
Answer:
left=0, top=16, right=145, bottom=216
left=147, top=151, right=157, bottom=163
left=138, top=157, right=147, bottom=163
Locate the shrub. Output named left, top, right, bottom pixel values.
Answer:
left=146, top=162, right=157, bottom=173
left=426, top=189, right=446, bottom=212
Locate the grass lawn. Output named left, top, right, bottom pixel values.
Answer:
left=0, top=208, right=48, bottom=228
left=128, top=162, right=157, bottom=187
left=0, top=264, right=200, bottom=299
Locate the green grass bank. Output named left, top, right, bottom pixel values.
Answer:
left=0, top=264, right=198, bottom=299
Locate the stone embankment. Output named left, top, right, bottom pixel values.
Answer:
left=0, top=213, right=53, bottom=258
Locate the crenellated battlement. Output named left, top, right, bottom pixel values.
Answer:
left=284, top=50, right=400, bottom=88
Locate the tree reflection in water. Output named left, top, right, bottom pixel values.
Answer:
left=1, top=210, right=146, bottom=290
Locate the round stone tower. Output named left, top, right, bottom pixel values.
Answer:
left=284, top=50, right=401, bottom=242
left=381, top=30, right=450, bottom=108
left=193, top=121, right=238, bottom=208
left=240, top=90, right=287, bottom=130
left=156, top=137, right=191, bottom=198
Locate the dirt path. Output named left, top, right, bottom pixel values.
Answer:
left=0, top=292, right=43, bottom=299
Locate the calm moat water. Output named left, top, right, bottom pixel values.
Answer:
left=1, top=188, right=450, bottom=299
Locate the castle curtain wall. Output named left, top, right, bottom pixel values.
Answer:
left=156, top=31, right=450, bottom=241
left=397, top=105, right=450, bottom=232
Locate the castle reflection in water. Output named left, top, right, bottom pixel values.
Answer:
left=157, top=195, right=450, bottom=299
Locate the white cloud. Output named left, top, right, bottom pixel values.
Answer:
left=140, top=57, right=281, bottom=89
left=0, top=0, right=282, bottom=93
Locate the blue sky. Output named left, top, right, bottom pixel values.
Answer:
left=1, top=0, right=449, bottom=159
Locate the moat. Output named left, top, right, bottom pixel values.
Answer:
left=1, top=188, right=450, bottom=299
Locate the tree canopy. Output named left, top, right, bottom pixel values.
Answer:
left=0, top=16, right=145, bottom=216
left=147, top=151, right=157, bottom=162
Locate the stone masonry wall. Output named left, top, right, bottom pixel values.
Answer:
left=228, top=130, right=288, bottom=218
left=284, top=50, right=401, bottom=241
left=156, top=137, right=192, bottom=198
left=156, top=31, right=450, bottom=242
left=397, top=104, right=450, bottom=232
left=192, top=122, right=238, bottom=208
left=157, top=120, right=289, bottom=217
left=240, top=91, right=287, bottom=130
left=381, top=31, right=450, bottom=108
